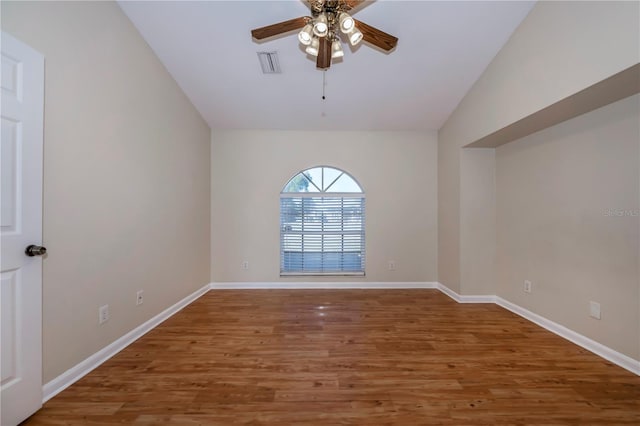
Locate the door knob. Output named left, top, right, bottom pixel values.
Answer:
left=25, top=245, right=47, bottom=257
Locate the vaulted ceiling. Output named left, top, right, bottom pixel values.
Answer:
left=119, top=1, right=535, bottom=131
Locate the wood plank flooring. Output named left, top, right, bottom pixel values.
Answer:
left=23, top=290, right=640, bottom=425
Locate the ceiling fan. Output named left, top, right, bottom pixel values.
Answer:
left=251, top=0, right=398, bottom=70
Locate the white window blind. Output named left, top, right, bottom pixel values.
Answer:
left=280, top=167, right=365, bottom=276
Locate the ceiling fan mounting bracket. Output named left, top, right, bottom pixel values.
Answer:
left=311, top=1, right=342, bottom=14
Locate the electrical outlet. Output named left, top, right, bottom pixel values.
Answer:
left=524, top=280, right=532, bottom=293
left=136, top=290, right=144, bottom=306
left=388, top=261, right=396, bottom=271
left=589, top=301, right=601, bottom=320
left=99, top=304, right=110, bottom=325
left=242, top=260, right=249, bottom=270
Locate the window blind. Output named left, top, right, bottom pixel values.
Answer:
left=280, top=196, right=365, bottom=275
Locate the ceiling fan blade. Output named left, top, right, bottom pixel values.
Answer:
left=354, top=19, right=398, bottom=51
left=317, top=37, right=332, bottom=70
left=251, top=17, right=310, bottom=40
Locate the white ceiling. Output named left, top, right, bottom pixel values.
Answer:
left=119, top=1, right=535, bottom=131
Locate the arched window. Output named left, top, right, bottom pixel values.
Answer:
left=280, top=166, right=365, bottom=275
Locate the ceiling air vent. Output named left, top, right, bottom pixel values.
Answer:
left=257, top=51, right=281, bottom=74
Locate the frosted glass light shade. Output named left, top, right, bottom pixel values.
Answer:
left=298, top=24, right=313, bottom=45
left=349, top=28, right=363, bottom=46
left=306, top=37, right=320, bottom=56
left=313, top=14, right=328, bottom=37
left=331, top=40, right=344, bottom=58
left=338, top=13, right=355, bottom=33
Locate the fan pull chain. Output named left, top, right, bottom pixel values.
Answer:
left=322, top=70, right=326, bottom=100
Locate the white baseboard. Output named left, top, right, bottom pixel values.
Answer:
left=435, top=283, right=495, bottom=303
left=42, top=283, right=211, bottom=403
left=495, top=296, right=640, bottom=376
left=210, top=281, right=438, bottom=290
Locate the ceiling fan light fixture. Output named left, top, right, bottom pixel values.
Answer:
left=331, top=39, right=344, bottom=58
left=306, top=37, right=320, bottom=56
left=348, top=28, right=363, bottom=46
left=313, top=13, right=328, bottom=37
left=250, top=1, right=398, bottom=71
left=338, top=12, right=355, bottom=34
left=298, top=24, right=313, bottom=45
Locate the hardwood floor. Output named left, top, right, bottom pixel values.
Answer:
left=24, top=290, right=640, bottom=425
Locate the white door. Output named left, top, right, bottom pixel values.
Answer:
left=1, top=32, right=45, bottom=426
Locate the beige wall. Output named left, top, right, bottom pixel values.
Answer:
left=2, top=1, right=211, bottom=382
left=460, top=148, right=496, bottom=295
left=439, top=1, right=640, bottom=292
left=437, top=134, right=461, bottom=292
left=211, top=130, right=437, bottom=283
left=496, top=94, right=639, bottom=360
left=441, top=1, right=639, bottom=149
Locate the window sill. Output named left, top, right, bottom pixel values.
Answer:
left=280, top=272, right=365, bottom=277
